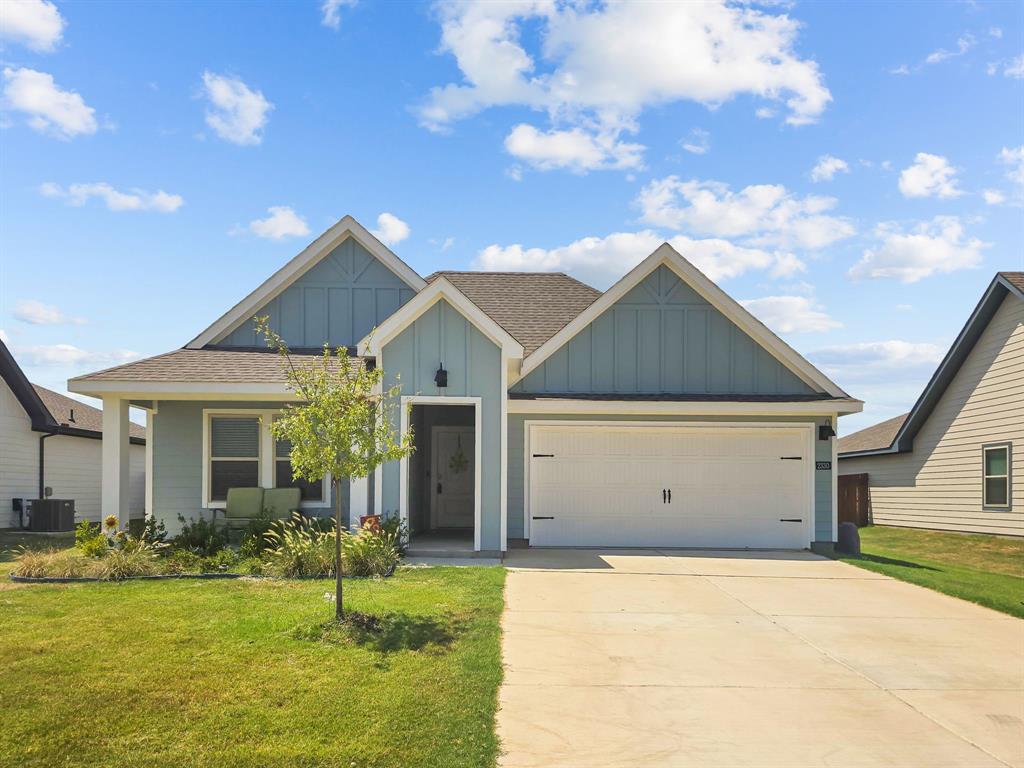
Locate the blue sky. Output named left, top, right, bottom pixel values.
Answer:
left=1, top=0, right=1021, bottom=434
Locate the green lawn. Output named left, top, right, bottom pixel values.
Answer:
left=0, top=536, right=506, bottom=768
left=839, top=526, right=1024, bottom=618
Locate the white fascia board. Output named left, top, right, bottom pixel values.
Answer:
left=187, top=216, right=426, bottom=350
left=358, top=277, right=525, bottom=359
left=520, top=243, right=849, bottom=399
left=68, top=379, right=299, bottom=400
left=506, top=398, right=864, bottom=416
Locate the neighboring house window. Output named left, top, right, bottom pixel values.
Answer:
left=209, top=416, right=260, bottom=501
left=982, top=443, right=1011, bottom=509
left=275, top=434, right=324, bottom=502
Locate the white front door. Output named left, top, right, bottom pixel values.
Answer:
left=431, top=426, right=475, bottom=528
left=529, top=424, right=812, bottom=549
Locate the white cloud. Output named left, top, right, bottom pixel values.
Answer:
left=40, top=182, right=183, bottom=213
left=321, top=0, right=356, bottom=30
left=504, top=123, right=643, bottom=173
left=474, top=230, right=803, bottom=290
left=898, top=152, right=962, bottom=198
left=982, top=189, right=1005, bottom=205
left=849, top=216, right=988, bottom=283
left=371, top=212, right=410, bottom=246
left=505, top=165, right=523, bottom=182
left=13, top=300, right=85, bottom=325
left=2, top=67, right=97, bottom=139
left=810, top=155, right=849, bottom=182
left=440, top=236, right=455, bottom=252
left=680, top=128, right=710, bottom=155
left=636, top=176, right=854, bottom=250
left=200, top=72, right=272, bottom=146
left=0, top=0, right=64, bottom=51
left=739, top=296, right=841, bottom=334
left=999, top=146, right=1024, bottom=186
left=417, top=2, right=830, bottom=170
left=889, top=64, right=910, bottom=76
left=15, top=344, right=138, bottom=367
left=808, top=340, right=945, bottom=381
left=1004, top=55, right=1024, bottom=79
left=924, top=33, right=975, bottom=65
left=990, top=27, right=1003, bottom=39
left=895, top=304, right=913, bottom=312
left=247, top=206, right=310, bottom=240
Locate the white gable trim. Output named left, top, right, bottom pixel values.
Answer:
left=520, top=243, right=848, bottom=399
left=187, top=215, right=427, bottom=350
left=358, top=278, right=525, bottom=359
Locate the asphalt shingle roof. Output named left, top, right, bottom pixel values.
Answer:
left=838, top=412, right=908, bottom=455
left=427, top=271, right=601, bottom=355
left=74, top=348, right=358, bottom=384
left=32, top=384, right=146, bottom=440
left=1000, top=271, right=1024, bottom=293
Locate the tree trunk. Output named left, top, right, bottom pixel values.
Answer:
left=334, top=478, right=344, bottom=621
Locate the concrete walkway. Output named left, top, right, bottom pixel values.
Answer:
left=497, top=549, right=1024, bottom=768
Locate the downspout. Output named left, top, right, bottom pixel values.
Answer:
left=38, top=431, right=55, bottom=499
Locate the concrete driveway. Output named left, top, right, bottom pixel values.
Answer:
left=497, top=549, right=1024, bottom=768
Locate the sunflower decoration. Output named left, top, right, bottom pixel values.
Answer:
left=104, top=515, right=119, bottom=530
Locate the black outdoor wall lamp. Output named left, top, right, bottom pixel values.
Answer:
left=818, top=424, right=836, bottom=440
left=434, top=363, right=448, bottom=388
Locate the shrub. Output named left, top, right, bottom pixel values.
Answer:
left=12, top=548, right=91, bottom=579
left=343, top=526, right=400, bottom=577
left=199, top=548, right=238, bottom=573
left=173, top=515, right=228, bottom=556
left=238, top=510, right=275, bottom=558
left=262, top=512, right=336, bottom=578
left=379, top=515, right=409, bottom=556
left=163, top=549, right=202, bottom=574
left=90, top=538, right=160, bottom=580
left=140, top=516, right=169, bottom=548
left=74, top=520, right=109, bottom=559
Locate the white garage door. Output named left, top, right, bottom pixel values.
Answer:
left=528, top=424, right=812, bottom=549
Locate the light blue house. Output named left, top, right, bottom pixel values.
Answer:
left=71, top=216, right=862, bottom=555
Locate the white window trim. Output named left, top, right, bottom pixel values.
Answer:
left=202, top=408, right=331, bottom=510
left=982, top=442, right=1012, bottom=511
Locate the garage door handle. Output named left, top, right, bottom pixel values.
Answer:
left=780, top=456, right=803, bottom=460
left=667, top=489, right=671, bottom=504
left=532, top=516, right=554, bottom=520
left=779, top=518, right=803, bottom=523
left=662, top=489, right=667, bottom=503
left=532, top=453, right=554, bottom=458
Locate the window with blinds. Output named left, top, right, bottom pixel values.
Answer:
left=275, top=434, right=324, bottom=502
left=209, top=416, right=260, bottom=501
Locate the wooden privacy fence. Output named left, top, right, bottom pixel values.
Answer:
left=838, top=473, right=870, bottom=527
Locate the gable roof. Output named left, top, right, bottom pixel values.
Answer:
left=839, top=272, right=1023, bottom=458
left=359, top=277, right=525, bottom=358
left=1, top=340, right=144, bottom=443
left=69, top=348, right=360, bottom=398
left=425, top=271, right=601, bottom=355
left=187, top=215, right=427, bottom=350
left=838, top=413, right=908, bottom=455
left=520, top=243, right=854, bottom=400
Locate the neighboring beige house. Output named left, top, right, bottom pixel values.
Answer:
left=839, top=272, right=1023, bottom=536
left=1, top=340, right=146, bottom=529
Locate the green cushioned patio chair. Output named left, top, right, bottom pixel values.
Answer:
left=221, top=487, right=265, bottom=533
left=263, top=487, right=302, bottom=520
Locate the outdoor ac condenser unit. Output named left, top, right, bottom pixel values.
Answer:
left=27, top=499, right=76, bottom=532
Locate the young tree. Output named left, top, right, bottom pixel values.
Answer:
left=257, top=317, right=413, bottom=621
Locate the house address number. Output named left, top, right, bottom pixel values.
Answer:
left=816, top=461, right=832, bottom=471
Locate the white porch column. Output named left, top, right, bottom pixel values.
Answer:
left=349, top=476, right=368, bottom=529
left=102, top=397, right=130, bottom=528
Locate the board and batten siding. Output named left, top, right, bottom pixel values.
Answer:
left=1, top=379, right=144, bottom=527
left=507, top=413, right=836, bottom=545
left=215, top=237, right=417, bottom=349
left=513, top=266, right=817, bottom=396
left=840, top=293, right=1023, bottom=536
left=149, top=400, right=346, bottom=536
left=379, top=299, right=503, bottom=551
